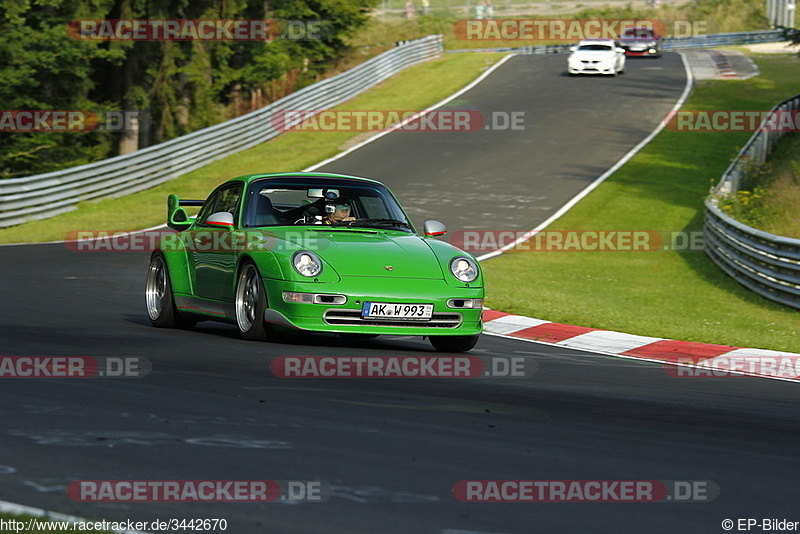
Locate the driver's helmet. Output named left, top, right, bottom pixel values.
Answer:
left=324, top=192, right=352, bottom=216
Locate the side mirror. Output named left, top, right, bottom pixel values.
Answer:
left=616, top=47, right=626, bottom=53
left=206, top=212, right=235, bottom=229
left=424, top=220, right=447, bottom=237
left=569, top=46, right=577, bottom=52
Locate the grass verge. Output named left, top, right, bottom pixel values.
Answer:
left=0, top=52, right=504, bottom=244
left=482, top=53, right=800, bottom=352
left=719, top=132, right=800, bottom=238
left=759, top=133, right=800, bottom=237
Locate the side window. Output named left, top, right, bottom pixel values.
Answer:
left=195, top=191, right=220, bottom=226
left=216, top=185, right=242, bottom=218
left=196, top=183, right=243, bottom=227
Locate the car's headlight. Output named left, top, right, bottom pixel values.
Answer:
left=450, top=256, right=478, bottom=283
left=292, top=250, right=322, bottom=277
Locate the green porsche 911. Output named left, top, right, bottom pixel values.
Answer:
left=145, top=172, right=483, bottom=352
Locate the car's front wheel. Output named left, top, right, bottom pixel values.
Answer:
left=145, top=252, right=196, bottom=329
left=429, top=334, right=480, bottom=353
left=235, top=262, right=269, bottom=341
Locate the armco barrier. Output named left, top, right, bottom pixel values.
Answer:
left=447, top=29, right=785, bottom=54
left=0, top=35, right=443, bottom=228
left=704, top=94, right=800, bottom=309
left=662, top=29, right=785, bottom=50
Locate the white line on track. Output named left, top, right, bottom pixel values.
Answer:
left=476, top=53, right=695, bottom=262
left=304, top=53, right=517, bottom=172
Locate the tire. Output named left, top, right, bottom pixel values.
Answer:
left=235, top=261, right=269, bottom=341
left=429, top=334, right=480, bottom=353
left=145, top=252, right=196, bottom=329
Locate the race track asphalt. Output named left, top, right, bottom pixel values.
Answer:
left=2, top=53, right=798, bottom=534
left=319, top=53, right=686, bottom=233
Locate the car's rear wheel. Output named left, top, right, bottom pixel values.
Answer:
left=146, top=252, right=196, bottom=329
left=429, top=334, right=480, bottom=353
left=235, top=262, right=269, bottom=341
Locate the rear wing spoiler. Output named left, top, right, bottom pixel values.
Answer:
left=167, top=194, right=204, bottom=231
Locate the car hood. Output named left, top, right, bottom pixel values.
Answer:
left=297, top=230, right=445, bottom=278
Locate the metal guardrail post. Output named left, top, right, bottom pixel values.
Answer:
left=704, top=93, right=800, bottom=309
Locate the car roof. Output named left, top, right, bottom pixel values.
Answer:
left=576, top=39, right=616, bottom=45
left=223, top=172, right=385, bottom=187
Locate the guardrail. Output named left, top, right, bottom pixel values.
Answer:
left=662, top=29, right=784, bottom=50
left=447, top=29, right=785, bottom=54
left=0, top=35, right=443, bottom=228
left=704, top=93, right=800, bottom=310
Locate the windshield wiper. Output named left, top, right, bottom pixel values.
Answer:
left=347, top=218, right=413, bottom=230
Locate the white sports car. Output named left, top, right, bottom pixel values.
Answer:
left=567, top=39, right=626, bottom=76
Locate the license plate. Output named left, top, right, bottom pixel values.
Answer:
left=362, top=302, right=433, bottom=320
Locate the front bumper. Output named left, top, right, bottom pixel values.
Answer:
left=264, top=276, right=483, bottom=336
left=569, top=64, right=617, bottom=75
left=623, top=47, right=660, bottom=56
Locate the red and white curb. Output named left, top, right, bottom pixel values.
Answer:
left=707, top=50, right=739, bottom=78
left=481, top=310, right=800, bottom=382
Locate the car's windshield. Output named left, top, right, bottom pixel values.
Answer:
left=242, top=177, right=414, bottom=232
left=578, top=44, right=614, bottom=51
left=622, top=29, right=654, bottom=39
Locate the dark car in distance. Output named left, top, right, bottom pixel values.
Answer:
left=618, top=27, right=662, bottom=57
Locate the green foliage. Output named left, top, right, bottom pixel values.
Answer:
left=717, top=158, right=777, bottom=228
left=0, top=0, right=378, bottom=177
left=740, top=133, right=800, bottom=237
left=0, top=1, right=121, bottom=176
left=570, top=0, right=769, bottom=33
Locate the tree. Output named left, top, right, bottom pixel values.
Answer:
left=0, top=0, right=378, bottom=178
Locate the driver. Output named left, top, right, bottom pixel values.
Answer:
left=324, top=200, right=356, bottom=224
